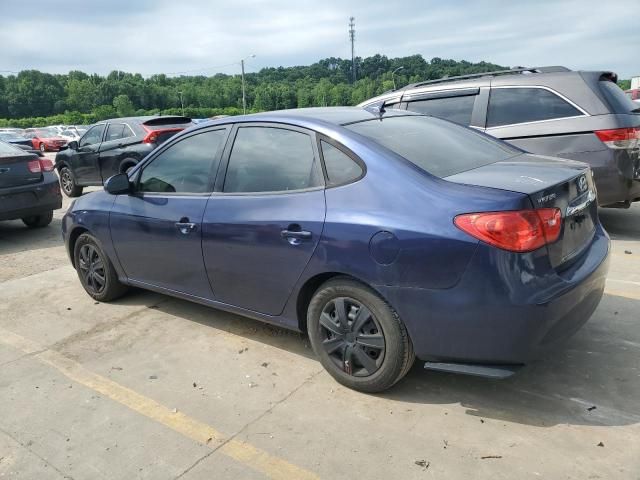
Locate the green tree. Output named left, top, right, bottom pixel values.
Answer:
left=113, top=94, right=135, bottom=117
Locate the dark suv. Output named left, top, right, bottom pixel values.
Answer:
left=55, top=116, right=193, bottom=197
left=360, top=67, right=640, bottom=207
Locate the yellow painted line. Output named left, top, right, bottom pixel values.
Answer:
left=610, top=252, right=640, bottom=262
left=0, top=327, right=318, bottom=480
left=605, top=279, right=640, bottom=301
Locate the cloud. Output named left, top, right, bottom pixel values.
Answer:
left=0, top=0, right=637, bottom=78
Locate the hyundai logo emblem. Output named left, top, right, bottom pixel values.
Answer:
left=578, top=175, right=588, bottom=193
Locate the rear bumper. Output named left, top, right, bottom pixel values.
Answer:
left=587, top=148, right=640, bottom=205
left=377, top=225, right=610, bottom=365
left=0, top=172, right=62, bottom=221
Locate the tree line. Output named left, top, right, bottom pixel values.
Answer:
left=0, top=54, right=628, bottom=128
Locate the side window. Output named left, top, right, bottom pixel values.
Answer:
left=79, top=124, right=105, bottom=147
left=139, top=129, right=226, bottom=194
left=321, top=141, right=363, bottom=185
left=223, top=127, right=321, bottom=193
left=406, top=95, right=475, bottom=125
left=487, top=88, right=583, bottom=127
left=105, top=124, right=125, bottom=142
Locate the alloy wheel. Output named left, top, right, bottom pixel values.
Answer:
left=78, top=244, right=106, bottom=294
left=60, top=169, right=73, bottom=194
left=319, top=297, right=386, bottom=377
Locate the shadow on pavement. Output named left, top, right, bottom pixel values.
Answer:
left=118, top=287, right=639, bottom=429
left=599, top=203, right=640, bottom=241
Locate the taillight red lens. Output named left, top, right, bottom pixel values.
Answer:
left=27, top=160, right=42, bottom=173
left=594, top=127, right=640, bottom=149
left=142, top=126, right=183, bottom=144
left=454, top=208, right=562, bottom=253
left=39, top=159, right=54, bottom=172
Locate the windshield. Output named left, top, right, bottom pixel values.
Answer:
left=345, top=115, right=520, bottom=178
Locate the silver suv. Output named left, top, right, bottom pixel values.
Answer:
left=360, top=66, right=640, bottom=208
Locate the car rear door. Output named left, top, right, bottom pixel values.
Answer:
left=110, top=127, right=229, bottom=298
left=74, top=124, right=106, bottom=184
left=202, top=123, right=326, bottom=315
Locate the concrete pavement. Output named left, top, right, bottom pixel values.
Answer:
left=0, top=187, right=639, bottom=479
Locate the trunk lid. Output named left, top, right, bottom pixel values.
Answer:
left=0, top=145, right=43, bottom=188
left=445, top=154, right=598, bottom=267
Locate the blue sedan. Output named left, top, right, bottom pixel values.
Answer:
left=62, top=107, right=609, bottom=392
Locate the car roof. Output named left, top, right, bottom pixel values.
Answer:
left=203, top=107, right=421, bottom=128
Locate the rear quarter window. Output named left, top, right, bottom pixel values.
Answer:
left=346, top=115, right=519, bottom=178
left=487, top=87, right=583, bottom=127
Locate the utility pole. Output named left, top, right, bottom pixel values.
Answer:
left=241, top=59, right=247, bottom=114
left=240, top=54, right=255, bottom=115
left=349, top=17, right=356, bottom=83
left=178, top=91, right=184, bottom=116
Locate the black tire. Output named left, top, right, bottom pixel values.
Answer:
left=22, top=210, right=53, bottom=228
left=39, top=142, right=46, bottom=152
left=73, top=233, right=128, bottom=302
left=307, top=277, right=414, bottom=393
left=59, top=166, right=83, bottom=197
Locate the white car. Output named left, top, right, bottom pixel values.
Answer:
left=59, top=127, right=87, bottom=141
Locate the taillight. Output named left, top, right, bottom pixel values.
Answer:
left=594, top=127, right=640, bottom=149
left=27, top=160, right=42, bottom=173
left=39, top=159, right=54, bottom=171
left=142, top=126, right=183, bottom=144
left=454, top=208, right=562, bottom=253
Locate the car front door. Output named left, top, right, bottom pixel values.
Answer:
left=202, top=123, right=326, bottom=315
left=110, top=127, right=229, bottom=298
left=73, top=124, right=106, bottom=184
left=99, top=123, right=136, bottom=181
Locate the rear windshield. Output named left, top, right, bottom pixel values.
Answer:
left=345, top=115, right=520, bottom=178
left=599, top=81, right=639, bottom=113
left=0, top=140, right=24, bottom=155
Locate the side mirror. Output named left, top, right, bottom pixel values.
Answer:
left=67, top=140, right=78, bottom=150
left=104, top=173, right=131, bottom=195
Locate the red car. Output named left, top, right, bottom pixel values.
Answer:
left=25, top=128, right=67, bottom=152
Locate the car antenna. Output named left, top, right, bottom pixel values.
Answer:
left=364, top=100, right=387, bottom=120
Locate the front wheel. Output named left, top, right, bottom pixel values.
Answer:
left=59, top=166, right=83, bottom=197
left=307, top=278, right=414, bottom=393
left=39, top=142, right=46, bottom=152
left=73, top=233, right=128, bottom=302
left=22, top=211, right=53, bottom=228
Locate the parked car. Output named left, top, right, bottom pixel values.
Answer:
left=0, top=140, right=62, bottom=228
left=62, top=107, right=609, bottom=392
left=24, top=127, right=68, bottom=152
left=59, top=127, right=87, bottom=142
left=360, top=66, right=640, bottom=208
left=55, top=116, right=193, bottom=197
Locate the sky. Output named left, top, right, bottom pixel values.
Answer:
left=0, top=0, right=638, bottom=79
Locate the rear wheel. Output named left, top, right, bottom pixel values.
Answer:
left=59, top=166, right=83, bottom=197
left=73, top=233, right=128, bottom=302
left=22, top=210, right=53, bottom=228
left=307, top=278, right=414, bottom=393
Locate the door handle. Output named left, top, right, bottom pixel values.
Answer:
left=281, top=225, right=312, bottom=245
left=175, top=217, right=197, bottom=235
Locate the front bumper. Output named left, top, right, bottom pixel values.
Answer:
left=0, top=172, right=62, bottom=221
left=377, top=225, right=610, bottom=366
